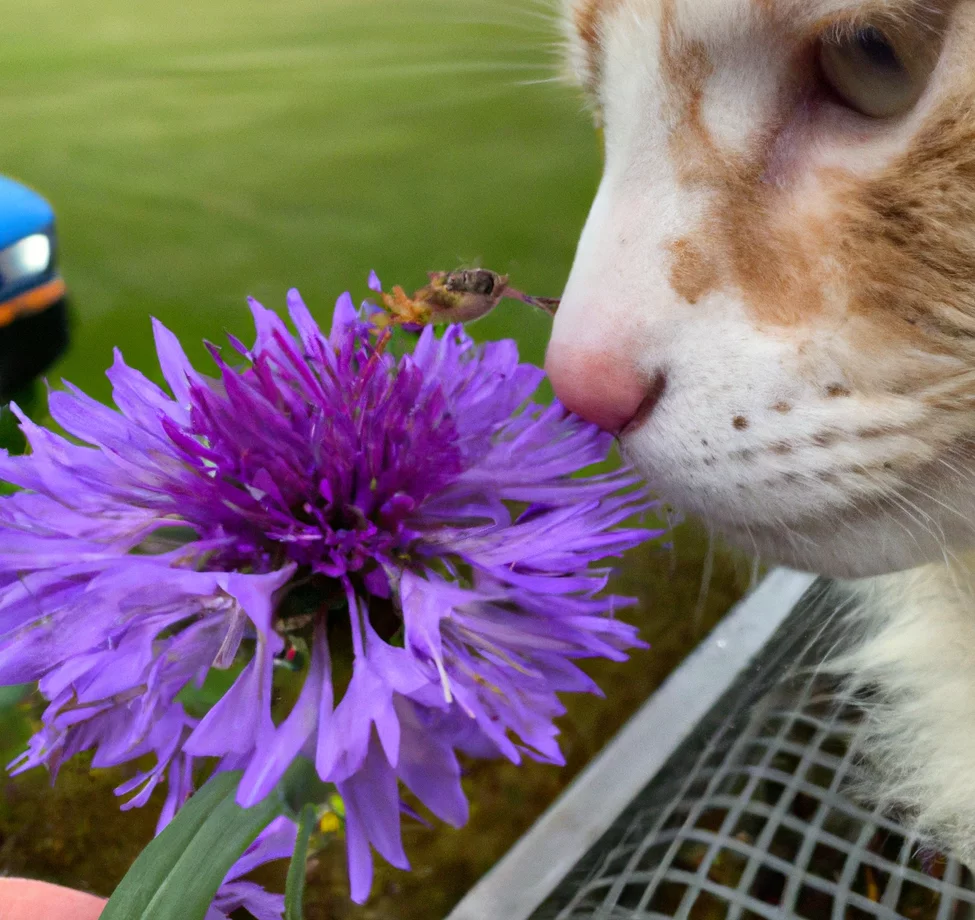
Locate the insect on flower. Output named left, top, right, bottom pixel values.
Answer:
left=376, top=267, right=559, bottom=327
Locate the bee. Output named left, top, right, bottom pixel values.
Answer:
left=378, top=268, right=559, bottom=327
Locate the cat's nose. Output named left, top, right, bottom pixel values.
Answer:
left=545, top=344, right=664, bottom=434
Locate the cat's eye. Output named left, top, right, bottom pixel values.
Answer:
left=818, top=25, right=935, bottom=118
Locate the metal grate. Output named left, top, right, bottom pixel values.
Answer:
left=532, top=582, right=975, bottom=920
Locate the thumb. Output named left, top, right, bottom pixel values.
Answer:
left=0, top=878, right=106, bottom=920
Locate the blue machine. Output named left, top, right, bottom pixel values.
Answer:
left=0, top=176, right=68, bottom=399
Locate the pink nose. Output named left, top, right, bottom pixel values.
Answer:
left=545, top=344, right=663, bottom=434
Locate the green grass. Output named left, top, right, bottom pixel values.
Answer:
left=0, top=2, right=747, bottom=916
left=0, top=0, right=598, bottom=401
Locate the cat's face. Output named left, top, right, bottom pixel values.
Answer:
left=547, top=0, right=975, bottom=578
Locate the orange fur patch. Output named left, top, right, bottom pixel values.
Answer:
left=668, top=237, right=719, bottom=304
left=842, top=103, right=975, bottom=363
left=574, top=0, right=605, bottom=47
left=658, top=3, right=832, bottom=327
left=659, top=0, right=722, bottom=182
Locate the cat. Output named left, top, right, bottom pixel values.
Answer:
left=547, top=0, right=975, bottom=864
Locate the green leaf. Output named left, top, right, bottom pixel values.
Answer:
left=100, top=769, right=283, bottom=920
left=284, top=804, right=316, bottom=920
left=101, top=758, right=330, bottom=920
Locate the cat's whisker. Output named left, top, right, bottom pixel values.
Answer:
left=901, top=480, right=971, bottom=533
left=797, top=588, right=858, bottom=689
left=488, top=0, right=561, bottom=14
left=850, top=472, right=954, bottom=566
left=439, top=18, right=554, bottom=35
left=748, top=555, right=762, bottom=591
left=438, top=2, right=563, bottom=36
left=885, top=489, right=947, bottom=546
left=514, top=74, right=569, bottom=87
left=691, top=528, right=715, bottom=636
left=473, top=0, right=564, bottom=28
left=937, top=451, right=975, bottom=483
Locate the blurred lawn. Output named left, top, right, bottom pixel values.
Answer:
left=0, top=0, right=594, bottom=400
left=0, top=0, right=746, bottom=916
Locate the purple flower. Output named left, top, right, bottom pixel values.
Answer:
left=0, top=279, right=657, bottom=903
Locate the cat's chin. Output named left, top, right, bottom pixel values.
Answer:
left=701, top=511, right=961, bottom=580
left=710, top=521, right=915, bottom=579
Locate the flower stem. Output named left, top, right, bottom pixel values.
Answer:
left=284, top=803, right=317, bottom=920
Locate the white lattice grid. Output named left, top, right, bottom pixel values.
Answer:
left=533, top=595, right=975, bottom=920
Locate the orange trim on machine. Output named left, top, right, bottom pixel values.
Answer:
left=0, top=278, right=66, bottom=329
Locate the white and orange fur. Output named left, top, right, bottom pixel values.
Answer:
left=546, top=0, right=975, bottom=865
